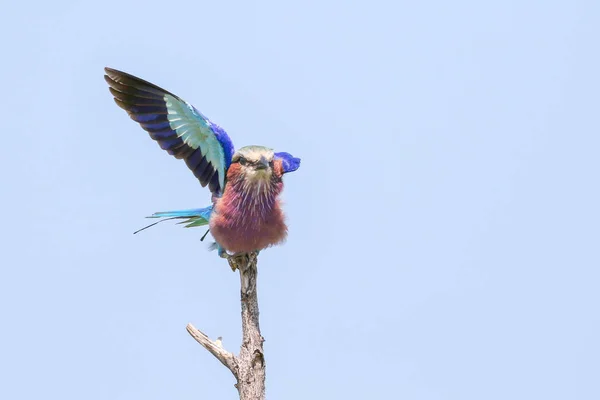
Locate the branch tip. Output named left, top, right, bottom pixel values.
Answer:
left=186, top=323, right=237, bottom=376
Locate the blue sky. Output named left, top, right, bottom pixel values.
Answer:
left=1, top=0, right=599, bottom=399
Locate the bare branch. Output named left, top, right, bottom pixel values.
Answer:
left=235, top=253, right=266, bottom=400
left=186, top=323, right=237, bottom=376
left=187, top=251, right=265, bottom=400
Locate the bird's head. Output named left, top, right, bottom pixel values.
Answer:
left=230, top=145, right=276, bottom=182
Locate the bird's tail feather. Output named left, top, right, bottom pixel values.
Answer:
left=133, top=206, right=213, bottom=234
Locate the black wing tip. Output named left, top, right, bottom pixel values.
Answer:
left=104, top=67, right=128, bottom=83
left=103, top=67, right=177, bottom=98
left=104, top=66, right=133, bottom=80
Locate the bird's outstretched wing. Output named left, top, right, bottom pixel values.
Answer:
left=104, top=67, right=235, bottom=196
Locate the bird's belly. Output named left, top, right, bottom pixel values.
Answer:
left=209, top=206, right=287, bottom=254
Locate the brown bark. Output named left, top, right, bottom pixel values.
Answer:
left=187, top=252, right=265, bottom=400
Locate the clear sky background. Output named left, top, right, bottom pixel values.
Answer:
left=1, top=0, right=599, bottom=399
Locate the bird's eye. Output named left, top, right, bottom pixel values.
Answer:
left=239, top=157, right=248, bottom=166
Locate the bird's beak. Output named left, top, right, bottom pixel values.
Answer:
left=256, top=156, right=270, bottom=170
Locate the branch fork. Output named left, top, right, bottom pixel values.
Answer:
left=187, top=252, right=265, bottom=400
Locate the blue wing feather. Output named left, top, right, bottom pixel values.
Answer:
left=105, top=68, right=234, bottom=196
left=274, top=152, right=301, bottom=173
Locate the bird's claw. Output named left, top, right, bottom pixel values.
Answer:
left=217, top=246, right=228, bottom=258
left=224, top=251, right=259, bottom=272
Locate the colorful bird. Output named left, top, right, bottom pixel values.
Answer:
left=104, top=68, right=300, bottom=256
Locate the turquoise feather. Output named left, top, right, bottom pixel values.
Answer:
left=164, top=94, right=232, bottom=192
left=133, top=206, right=213, bottom=233
left=148, top=206, right=213, bottom=228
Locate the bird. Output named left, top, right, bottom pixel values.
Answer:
left=103, top=67, right=300, bottom=257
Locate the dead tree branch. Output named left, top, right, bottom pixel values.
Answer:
left=187, top=252, right=265, bottom=400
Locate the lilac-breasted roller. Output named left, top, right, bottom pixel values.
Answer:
left=104, top=68, right=300, bottom=256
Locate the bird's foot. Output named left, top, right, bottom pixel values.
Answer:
left=225, top=251, right=259, bottom=272
left=217, top=246, right=228, bottom=259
